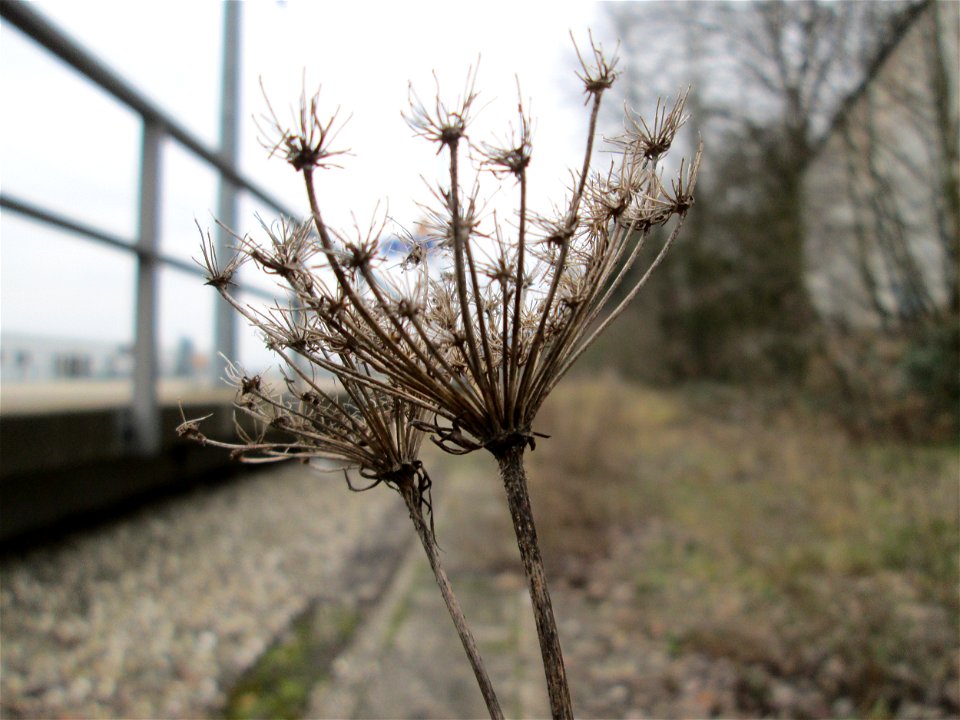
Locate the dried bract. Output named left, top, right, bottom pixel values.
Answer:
left=197, top=224, right=246, bottom=289
left=611, top=89, right=691, bottom=160
left=479, top=94, right=533, bottom=178
left=572, top=30, right=619, bottom=100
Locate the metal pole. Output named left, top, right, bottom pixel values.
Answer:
left=213, top=0, right=242, bottom=378
left=132, top=120, right=163, bottom=455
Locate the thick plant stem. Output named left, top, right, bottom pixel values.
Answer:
left=495, top=443, right=574, bottom=719
left=399, top=483, right=504, bottom=720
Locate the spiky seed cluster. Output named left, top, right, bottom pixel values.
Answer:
left=479, top=97, right=532, bottom=178
left=611, top=89, right=692, bottom=161
left=572, top=31, right=619, bottom=100
left=258, top=82, right=351, bottom=171
left=404, top=66, right=479, bottom=149
left=192, top=35, right=699, bottom=464
left=197, top=225, right=243, bottom=289
left=177, top=348, right=435, bottom=521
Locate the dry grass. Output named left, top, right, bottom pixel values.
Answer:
left=525, top=376, right=959, bottom=717
left=523, top=373, right=671, bottom=577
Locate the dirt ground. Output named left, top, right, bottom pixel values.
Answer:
left=236, top=380, right=957, bottom=719
left=14, top=379, right=948, bottom=719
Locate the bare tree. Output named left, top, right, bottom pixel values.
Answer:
left=804, top=0, right=959, bottom=436
left=603, top=0, right=928, bottom=382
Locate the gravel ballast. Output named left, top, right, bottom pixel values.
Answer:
left=0, top=464, right=409, bottom=719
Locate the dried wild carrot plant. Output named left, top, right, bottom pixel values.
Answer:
left=191, top=32, right=699, bottom=719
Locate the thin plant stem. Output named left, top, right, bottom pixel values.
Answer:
left=398, top=477, right=505, bottom=720
left=494, top=442, right=573, bottom=719
left=449, top=140, right=500, bottom=426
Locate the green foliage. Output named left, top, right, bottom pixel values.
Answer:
left=223, top=603, right=359, bottom=720
left=900, top=319, right=960, bottom=429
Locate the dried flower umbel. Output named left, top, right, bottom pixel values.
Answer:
left=191, top=33, right=699, bottom=719
left=177, top=254, right=503, bottom=717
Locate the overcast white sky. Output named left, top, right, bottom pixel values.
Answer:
left=3, top=1, right=930, bottom=380
left=1, top=1, right=612, bottom=371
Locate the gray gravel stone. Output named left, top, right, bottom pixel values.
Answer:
left=1, top=464, right=406, bottom=719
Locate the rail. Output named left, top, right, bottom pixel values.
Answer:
left=0, top=1, right=298, bottom=453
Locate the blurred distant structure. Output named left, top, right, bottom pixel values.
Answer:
left=804, top=0, right=958, bottom=328
left=599, top=0, right=957, bottom=438
left=0, top=2, right=295, bottom=541
left=0, top=332, right=211, bottom=383
left=0, top=332, right=132, bottom=382
left=803, top=0, right=959, bottom=437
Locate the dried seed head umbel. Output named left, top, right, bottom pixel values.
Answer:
left=243, top=34, right=698, bottom=457
left=196, top=33, right=700, bottom=720
left=227, top=33, right=701, bottom=464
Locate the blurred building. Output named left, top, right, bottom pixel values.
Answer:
left=0, top=332, right=132, bottom=382
left=0, top=333, right=214, bottom=383
left=803, top=0, right=958, bottom=329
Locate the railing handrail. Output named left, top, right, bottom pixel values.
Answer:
left=0, top=0, right=297, bottom=220
left=1, top=1, right=297, bottom=453
left=0, top=192, right=277, bottom=301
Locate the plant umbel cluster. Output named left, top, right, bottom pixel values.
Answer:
left=180, top=34, right=698, bottom=720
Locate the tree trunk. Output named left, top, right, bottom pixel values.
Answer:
left=495, top=443, right=573, bottom=719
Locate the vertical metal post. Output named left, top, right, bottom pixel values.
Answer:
left=213, top=0, right=242, bottom=378
left=132, top=120, right=163, bottom=454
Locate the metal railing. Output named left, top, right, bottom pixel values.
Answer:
left=0, top=1, right=298, bottom=453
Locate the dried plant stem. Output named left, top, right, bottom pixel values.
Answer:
left=448, top=139, right=498, bottom=420
left=494, top=443, right=573, bottom=719
left=398, top=477, right=505, bottom=720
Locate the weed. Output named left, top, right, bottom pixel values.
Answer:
left=194, top=29, right=699, bottom=716
left=526, top=377, right=959, bottom=716
left=224, top=602, right=359, bottom=720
